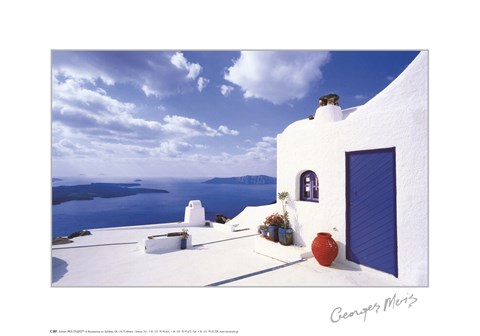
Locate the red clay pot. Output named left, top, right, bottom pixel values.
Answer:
left=311, top=232, right=338, bottom=266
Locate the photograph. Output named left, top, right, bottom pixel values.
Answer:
left=51, top=50, right=428, bottom=287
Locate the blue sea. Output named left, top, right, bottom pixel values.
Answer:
left=52, top=177, right=276, bottom=237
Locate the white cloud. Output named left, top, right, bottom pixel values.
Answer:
left=260, top=136, right=276, bottom=144
left=53, top=51, right=204, bottom=99
left=161, top=115, right=221, bottom=137
left=53, top=142, right=277, bottom=177
left=52, top=75, right=162, bottom=140
left=96, top=87, right=107, bottom=95
left=52, top=73, right=240, bottom=162
left=354, top=94, right=366, bottom=100
left=220, top=84, right=234, bottom=96
left=225, top=51, right=330, bottom=104
left=53, top=76, right=136, bottom=116
left=197, top=77, right=209, bottom=92
left=158, top=140, right=194, bottom=156
left=52, top=139, right=98, bottom=157
left=141, top=84, right=160, bottom=98
left=161, top=115, right=239, bottom=138
left=387, top=75, right=395, bottom=81
left=89, top=139, right=200, bottom=158
left=170, top=52, right=202, bottom=80
left=238, top=136, right=277, bottom=162
left=218, top=125, right=240, bottom=136
left=53, top=66, right=115, bottom=86
left=53, top=134, right=276, bottom=177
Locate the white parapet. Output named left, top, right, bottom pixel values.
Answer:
left=184, top=200, right=206, bottom=226
left=142, top=235, right=192, bottom=254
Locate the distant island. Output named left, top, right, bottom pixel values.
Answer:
left=203, top=175, right=276, bottom=185
left=52, top=182, right=168, bottom=205
left=134, top=179, right=142, bottom=182
left=52, top=178, right=63, bottom=182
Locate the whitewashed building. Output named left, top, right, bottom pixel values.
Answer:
left=275, top=51, right=428, bottom=285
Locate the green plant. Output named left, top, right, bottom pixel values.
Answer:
left=263, top=192, right=291, bottom=230
left=258, top=224, right=268, bottom=233
left=278, top=191, right=290, bottom=229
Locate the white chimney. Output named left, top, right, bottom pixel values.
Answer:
left=314, top=93, right=342, bottom=123
left=184, top=200, right=205, bottom=226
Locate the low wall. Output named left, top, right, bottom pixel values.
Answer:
left=141, top=235, right=192, bottom=254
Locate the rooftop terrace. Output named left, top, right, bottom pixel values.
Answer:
left=52, top=207, right=405, bottom=287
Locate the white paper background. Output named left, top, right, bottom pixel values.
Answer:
left=2, top=0, right=478, bottom=335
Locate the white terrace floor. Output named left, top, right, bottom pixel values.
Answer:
left=52, top=221, right=405, bottom=287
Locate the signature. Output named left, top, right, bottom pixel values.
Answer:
left=330, top=293, right=418, bottom=323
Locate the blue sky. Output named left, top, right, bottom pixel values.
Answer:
left=51, top=50, right=420, bottom=178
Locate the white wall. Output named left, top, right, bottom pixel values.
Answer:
left=276, top=51, right=428, bottom=286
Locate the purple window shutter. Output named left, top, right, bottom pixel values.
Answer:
left=313, top=174, right=319, bottom=200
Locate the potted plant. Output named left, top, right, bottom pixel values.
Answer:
left=180, top=228, right=189, bottom=249
left=264, top=213, right=284, bottom=242
left=258, top=224, right=269, bottom=238
left=277, top=191, right=293, bottom=246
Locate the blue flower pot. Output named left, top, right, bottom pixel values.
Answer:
left=261, top=229, right=269, bottom=238
left=269, top=225, right=279, bottom=242
left=181, top=238, right=187, bottom=249
left=279, top=228, right=293, bottom=246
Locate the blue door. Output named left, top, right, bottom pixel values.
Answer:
left=346, top=148, right=398, bottom=277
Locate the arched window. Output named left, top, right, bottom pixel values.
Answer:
left=300, top=171, right=319, bottom=202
